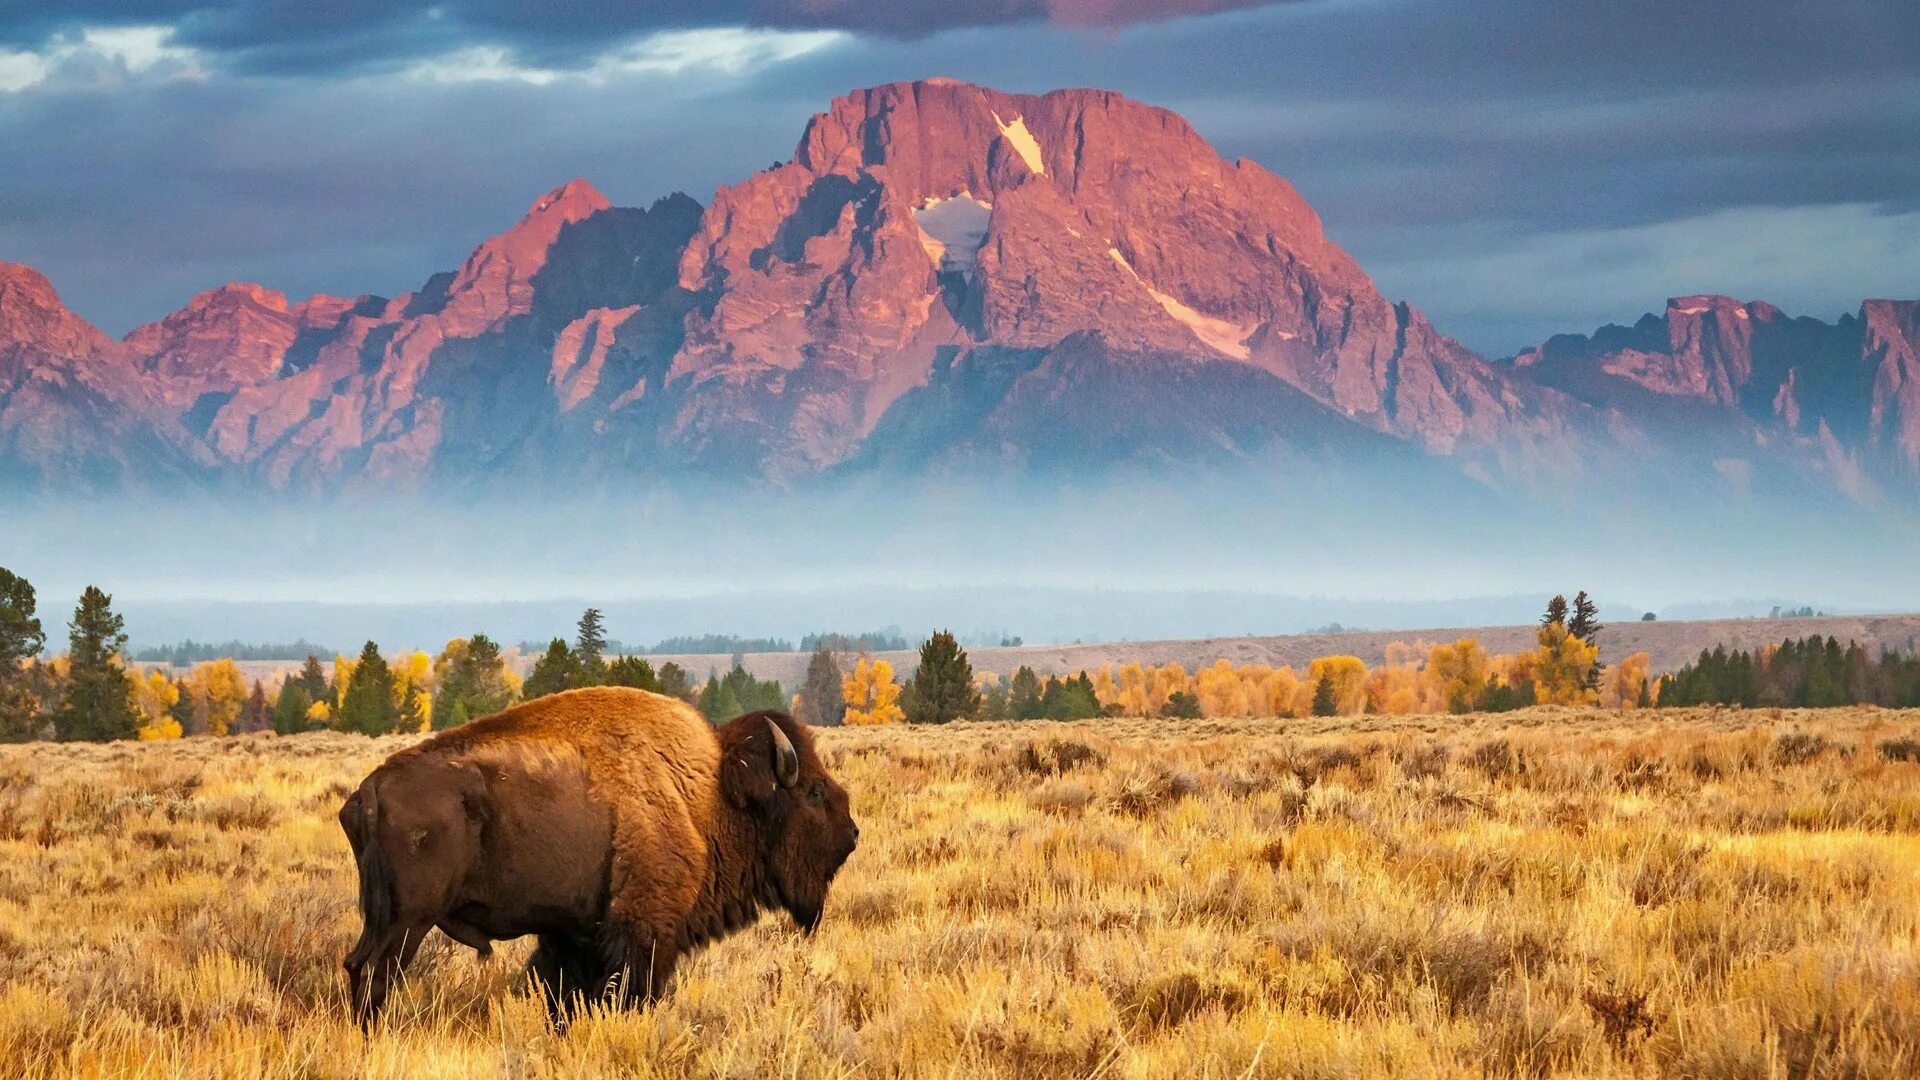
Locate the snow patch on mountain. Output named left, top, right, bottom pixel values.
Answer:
left=992, top=112, right=1046, bottom=176
left=913, top=192, right=993, bottom=273
left=1108, top=247, right=1254, bottom=360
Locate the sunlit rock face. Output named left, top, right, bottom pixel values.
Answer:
left=0, top=79, right=1915, bottom=512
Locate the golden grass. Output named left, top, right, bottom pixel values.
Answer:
left=0, top=706, right=1917, bottom=1077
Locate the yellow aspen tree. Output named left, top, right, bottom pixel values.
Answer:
left=393, top=650, right=434, bottom=732
left=1090, top=666, right=1119, bottom=710
left=1115, top=662, right=1150, bottom=716
left=842, top=658, right=903, bottom=726
left=1529, top=622, right=1599, bottom=705
left=1603, top=651, right=1652, bottom=708
left=1426, top=638, right=1492, bottom=713
left=187, top=658, right=248, bottom=736
left=1260, top=667, right=1304, bottom=717
left=1147, top=663, right=1190, bottom=714
left=134, top=669, right=183, bottom=740
left=1306, top=655, right=1368, bottom=715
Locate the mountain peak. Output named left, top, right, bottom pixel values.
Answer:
left=0, top=261, right=61, bottom=307
left=527, top=178, right=610, bottom=221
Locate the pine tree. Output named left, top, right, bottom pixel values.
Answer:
left=1161, top=690, right=1202, bottom=719
left=1037, top=675, right=1099, bottom=720
left=657, top=662, right=694, bottom=702
left=1542, top=595, right=1569, bottom=629
left=166, top=677, right=195, bottom=735
left=523, top=638, right=579, bottom=701
left=975, top=679, right=1009, bottom=721
left=1568, top=590, right=1602, bottom=691
left=271, top=679, right=312, bottom=735
left=606, top=655, right=660, bottom=691
left=1311, top=674, right=1338, bottom=717
left=336, top=641, right=399, bottom=736
left=902, top=630, right=979, bottom=724
left=798, top=647, right=845, bottom=727
left=55, top=586, right=138, bottom=742
left=1007, top=666, right=1044, bottom=720
left=699, top=672, right=743, bottom=722
left=0, top=567, right=46, bottom=740
left=1568, top=591, right=1600, bottom=643
left=239, top=680, right=270, bottom=734
left=575, top=608, right=609, bottom=686
left=298, top=654, right=331, bottom=705
left=432, top=633, right=515, bottom=727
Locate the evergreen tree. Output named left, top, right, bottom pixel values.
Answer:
left=902, top=631, right=979, bottom=724
left=1161, top=690, right=1202, bottom=719
left=0, top=567, right=46, bottom=740
left=1568, top=591, right=1600, bottom=643
left=297, top=654, right=331, bottom=705
left=699, top=672, right=744, bottom=722
left=575, top=608, right=609, bottom=685
left=798, top=647, right=846, bottom=727
left=1311, top=674, right=1338, bottom=717
left=975, top=679, right=1009, bottom=722
left=1541, top=595, right=1569, bottom=629
left=336, top=641, right=399, bottom=736
left=432, top=633, right=515, bottom=728
left=606, top=655, right=660, bottom=691
left=1568, top=590, right=1603, bottom=691
left=271, top=679, right=312, bottom=735
left=239, top=680, right=270, bottom=734
left=166, top=677, right=195, bottom=735
left=719, top=663, right=784, bottom=713
left=54, top=586, right=138, bottom=742
left=522, top=638, right=579, bottom=701
left=656, top=661, right=694, bottom=702
left=1007, top=666, right=1045, bottom=720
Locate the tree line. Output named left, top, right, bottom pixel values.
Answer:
left=15, top=570, right=1905, bottom=742
left=1655, top=635, right=1920, bottom=708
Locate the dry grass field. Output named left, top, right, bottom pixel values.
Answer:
left=0, top=707, right=1918, bottom=1077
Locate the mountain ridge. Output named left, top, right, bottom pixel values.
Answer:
left=1, top=79, right=1916, bottom=514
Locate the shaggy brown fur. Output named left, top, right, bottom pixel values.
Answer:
left=338, top=687, right=858, bottom=1024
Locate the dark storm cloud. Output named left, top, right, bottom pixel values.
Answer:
left=0, top=0, right=1914, bottom=354
left=0, top=0, right=1288, bottom=72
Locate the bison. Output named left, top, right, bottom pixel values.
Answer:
left=337, top=687, right=858, bottom=1024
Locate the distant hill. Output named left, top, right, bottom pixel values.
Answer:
left=639, top=613, right=1920, bottom=687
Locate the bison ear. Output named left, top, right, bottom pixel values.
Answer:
left=722, top=715, right=800, bottom=811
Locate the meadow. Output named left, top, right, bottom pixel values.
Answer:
left=0, top=706, right=1917, bottom=1077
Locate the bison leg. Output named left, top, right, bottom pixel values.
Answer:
left=345, top=923, right=428, bottom=1027
left=598, top=919, right=680, bottom=1010
left=528, top=931, right=606, bottom=1024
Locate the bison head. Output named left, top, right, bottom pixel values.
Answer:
left=720, top=710, right=858, bottom=932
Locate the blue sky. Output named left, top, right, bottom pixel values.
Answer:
left=2, top=0, right=1915, bottom=355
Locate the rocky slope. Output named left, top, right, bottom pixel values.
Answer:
left=0, top=263, right=205, bottom=491
left=0, top=79, right=1911, bottom=510
left=1513, top=296, right=1920, bottom=500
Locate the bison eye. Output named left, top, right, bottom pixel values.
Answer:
left=808, top=780, right=826, bottom=804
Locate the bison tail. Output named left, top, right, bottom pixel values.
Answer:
left=352, top=795, right=395, bottom=947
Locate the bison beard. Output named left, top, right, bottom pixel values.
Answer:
left=338, top=689, right=858, bottom=1026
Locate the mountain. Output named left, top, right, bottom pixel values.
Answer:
left=1513, top=296, right=1920, bottom=502
left=0, top=79, right=1911, bottom=515
left=0, top=263, right=206, bottom=491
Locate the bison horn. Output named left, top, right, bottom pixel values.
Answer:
left=767, top=717, right=801, bottom=788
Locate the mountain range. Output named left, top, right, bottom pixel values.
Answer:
left=3, top=78, right=1916, bottom=514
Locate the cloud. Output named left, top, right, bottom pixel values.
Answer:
left=0, top=1, right=1296, bottom=76
left=0, top=0, right=1915, bottom=360
left=400, top=28, right=848, bottom=86
left=0, top=23, right=205, bottom=92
